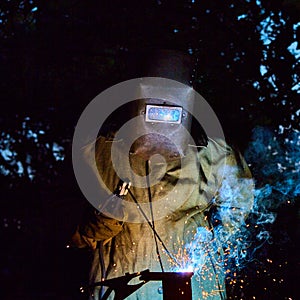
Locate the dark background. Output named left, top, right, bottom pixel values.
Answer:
left=0, top=1, right=299, bottom=299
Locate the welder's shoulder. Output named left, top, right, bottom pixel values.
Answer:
left=197, top=137, right=232, bottom=164
left=197, top=138, right=252, bottom=178
left=207, top=137, right=232, bottom=153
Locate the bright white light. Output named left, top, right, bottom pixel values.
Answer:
left=178, top=266, right=194, bottom=272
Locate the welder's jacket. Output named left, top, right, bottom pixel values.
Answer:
left=74, top=136, right=254, bottom=300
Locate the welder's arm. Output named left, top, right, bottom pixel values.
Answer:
left=71, top=138, right=128, bottom=250
left=71, top=209, right=124, bottom=250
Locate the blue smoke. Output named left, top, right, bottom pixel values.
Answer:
left=174, top=126, right=299, bottom=277
left=221, top=126, right=299, bottom=270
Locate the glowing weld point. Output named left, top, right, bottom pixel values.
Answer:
left=178, top=266, right=194, bottom=272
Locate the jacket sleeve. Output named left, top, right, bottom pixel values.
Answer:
left=71, top=136, right=125, bottom=249
left=71, top=207, right=124, bottom=249
left=80, top=210, right=124, bottom=241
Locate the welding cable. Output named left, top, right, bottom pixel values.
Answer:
left=146, top=160, right=164, bottom=272
left=98, top=240, right=106, bottom=300
left=127, top=188, right=180, bottom=267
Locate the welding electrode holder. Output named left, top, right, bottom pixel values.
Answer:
left=95, top=180, right=131, bottom=215
left=82, top=269, right=194, bottom=300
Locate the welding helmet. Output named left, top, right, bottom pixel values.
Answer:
left=100, top=49, right=208, bottom=162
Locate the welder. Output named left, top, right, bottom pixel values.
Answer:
left=71, top=49, right=254, bottom=300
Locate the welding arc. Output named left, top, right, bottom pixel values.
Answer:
left=127, top=188, right=180, bottom=268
